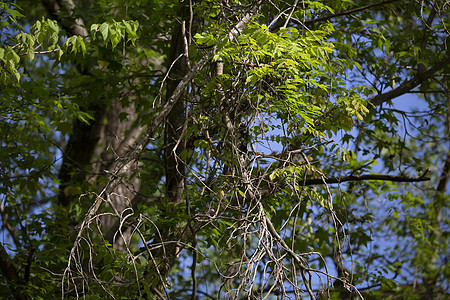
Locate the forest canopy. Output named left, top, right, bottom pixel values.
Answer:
left=0, top=0, right=448, bottom=299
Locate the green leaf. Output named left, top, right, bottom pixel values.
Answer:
left=27, top=48, right=35, bottom=61
left=8, top=48, right=20, bottom=65
left=99, top=22, right=109, bottom=41
left=6, top=7, right=25, bottom=19
left=13, top=69, right=20, bottom=82
left=78, top=37, right=86, bottom=55
left=90, top=24, right=98, bottom=33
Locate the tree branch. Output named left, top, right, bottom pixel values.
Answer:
left=259, top=172, right=430, bottom=198
left=371, top=55, right=450, bottom=106
left=301, top=173, right=430, bottom=186
left=304, top=0, right=402, bottom=26
left=260, top=202, right=316, bottom=299
left=0, top=203, right=21, bottom=249
left=269, top=0, right=401, bottom=32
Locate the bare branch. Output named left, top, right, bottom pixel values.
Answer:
left=371, top=55, right=450, bottom=106
left=301, top=172, right=430, bottom=186
left=304, top=0, right=402, bottom=26
left=258, top=172, right=430, bottom=199
left=261, top=202, right=316, bottom=299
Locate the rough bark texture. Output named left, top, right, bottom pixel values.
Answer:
left=165, top=16, right=188, bottom=207
left=95, top=101, right=142, bottom=248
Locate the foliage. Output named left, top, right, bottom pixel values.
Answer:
left=0, top=0, right=448, bottom=299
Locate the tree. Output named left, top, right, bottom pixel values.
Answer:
left=0, top=0, right=448, bottom=299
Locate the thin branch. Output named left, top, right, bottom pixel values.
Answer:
left=283, top=0, right=299, bottom=28
left=261, top=203, right=316, bottom=299
left=304, top=0, right=402, bottom=26
left=0, top=203, right=21, bottom=248
left=19, top=48, right=61, bottom=56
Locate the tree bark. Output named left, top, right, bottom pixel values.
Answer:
left=0, top=243, right=30, bottom=300
left=149, top=2, right=192, bottom=294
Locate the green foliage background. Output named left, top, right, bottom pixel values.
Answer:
left=0, top=0, right=448, bottom=299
